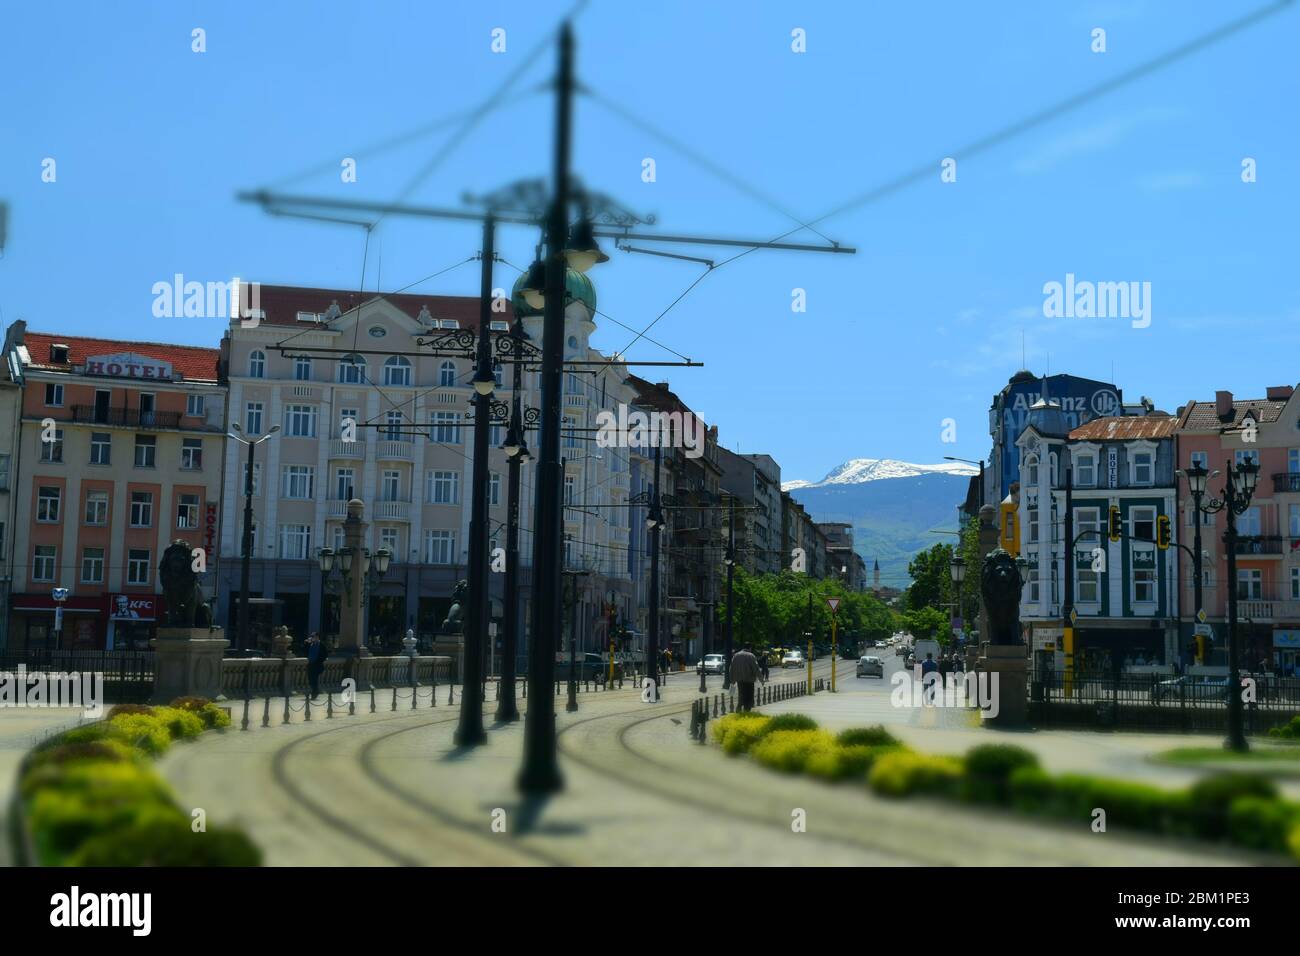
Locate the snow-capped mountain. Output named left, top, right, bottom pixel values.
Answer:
left=782, top=458, right=979, bottom=492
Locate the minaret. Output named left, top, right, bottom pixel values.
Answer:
left=873, top=559, right=880, bottom=592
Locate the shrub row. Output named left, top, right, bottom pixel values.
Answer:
left=706, top=712, right=1300, bottom=860
left=20, top=696, right=256, bottom=866
left=1267, top=715, right=1300, bottom=739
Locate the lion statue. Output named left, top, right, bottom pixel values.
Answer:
left=159, top=539, right=213, bottom=628
left=441, top=580, right=469, bottom=634
left=980, top=548, right=1024, bottom=645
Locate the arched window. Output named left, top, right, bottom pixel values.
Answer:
left=248, top=350, right=265, bottom=378
left=438, top=360, right=457, bottom=388
left=383, top=355, right=412, bottom=386
left=338, top=354, right=366, bottom=384
left=294, top=355, right=312, bottom=381
left=1025, top=455, right=1040, bottom=487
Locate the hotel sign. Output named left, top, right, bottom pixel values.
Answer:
left=1106, top=448, right=1118, bottom=488
left=84, top=352, right=174, bottom=380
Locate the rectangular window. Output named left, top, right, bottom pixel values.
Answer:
left=90, top=432, right=111, bottom=465
left=45, top=382, right=64, bottom=406
left=1235, top=449, right=1261, bottom=469
left=1290, top=449, right=1300, bottom=474
left=84, top=490, right=109, bottom=526
left=294, top=356, right=312, bottom=381
left=246, top=402, right=264, bottom=435
left=339, top=409, right=360, bottom=441
left=562, top=415, right=578, bottom=449
left=427, top=470, right=458, bottom=504
left=279, top=524, right=312, bottom=560
left=1290, top=504, right=1300, bottom=538
left=1131, top=506, right=1156, bottom=542
left=425, top=530, right=456, bottom=565
left=1190, top=450, right=1209, bottom=472
left=37, top=486, right=61, bottom=523
left=564, top=475, right=575, bottom=506
left=1290, top=567, right=1300, bottom=600
left=1133, top=566, right=1156, bottom=603
left=334, top=468, right=354, bottom=501
left=284, top=405, right=317, bottom=437
left=81, top=547, right=105, bottom=584
left=0, top=454, right=9, bottom=491
left=181, top=438, right=203, bottom=470
left=1131, top=451, right=1153, bottom=486
left=384, top=410, right=403, bottom=441
left=1075, top=454, right=1095, bottom=488
left=381, top=470, right=400, bottom=502
left=186, top=394, right=205, bottom=417
left=489, top=473, right=501, bottom=507
left=430, top=412, right=460, bottom=444
left=1240, top=507, right=1261, bottom=537
left=177, top=493, right=200, bottom=530
left=379, top=527, right=400, bottom=554
left=130, top=491, right=153, bottom=527
left=1075, top=508, right=1101, bottom=603
left=282, top=465, right=315, bottom=499
left=33, top=545, right=56, bottom=582
left=134, top=435, right=156, bottom=468
left=1236, top=568, right=1263, bottom=600
left=127, top=548, right=151, bottom=586
left=39, top=428, right=64, bottom=463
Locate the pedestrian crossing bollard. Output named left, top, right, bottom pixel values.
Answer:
left=262, top=696, right=271, bottom=728
left=304, top=693, right=312, bottom=722
left=391, top=687, right=398, bottom=712
left=449, top=683, right=455, bottom=705
left=327, top=694, right=334, bottom=718
left=370, top=686, right=377, bottom=714
left=283, top=694, right=291, bottom=725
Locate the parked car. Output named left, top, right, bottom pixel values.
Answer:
left=1152, top=675, right=1229, bottom=704
left=781, top=649, right=804, bottom=668
left=856, top=655, right=884, bottom=678
left=696, top=653, right=726, bottom=675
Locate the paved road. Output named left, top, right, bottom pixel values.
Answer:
left=155, top=656, right=1272, bottom=866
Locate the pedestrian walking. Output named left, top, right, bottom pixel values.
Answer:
left=730, top=644, right=761, bottom=711
left=306, top=632, right=327, bottom=699
left=758, top=651, right=770, bottom=683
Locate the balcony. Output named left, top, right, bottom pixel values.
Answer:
left=1273, top=473, right=1300, bottom=493
left=326, top=498, right=350, bottom=519
left=373, top=499, right=411, bottom=521
left=1237, top=598, right=1300, bottom=622
left=71, top=406, right=183, bottom=429
left=1232, top=535, right=1284, bottom=556
left=376, top=440, right=414, bottom=461
left=329, top=439, right=366, bottom=460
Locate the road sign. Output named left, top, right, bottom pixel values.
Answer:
left=1196, top=608, right=1207, bottom=624
left=826, top=598, right=840, bottom=613
left=1068, top=607, right=1078, bottom=626
left=1194, top=623, right=1213, bottom=637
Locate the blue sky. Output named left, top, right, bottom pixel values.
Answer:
left=2, top=0, right=1297, bottom=483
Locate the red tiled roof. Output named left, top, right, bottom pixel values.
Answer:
left=1177, top=398, right=1288, bottom=431
left=1069, top=415, right=1177, bottom=441
left=627, top=373, right=705, bottom=423
left=23, top=331, right=221, bottom=382
left=249, top=283, right=510, bottom=329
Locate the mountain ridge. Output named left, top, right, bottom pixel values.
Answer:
left=783, top=457, right=979, bottom=491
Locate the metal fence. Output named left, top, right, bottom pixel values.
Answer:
left=0, top=650, right=155, bottom=703
left=1029, top=671, right=1300, bottom=734
left=219, top=654, right=455, bottom=698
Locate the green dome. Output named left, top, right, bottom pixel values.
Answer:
left=510, top=268, right=596, bottom=318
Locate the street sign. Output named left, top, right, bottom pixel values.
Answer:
left=1196, top=608, right=1207, bottom=624
left=1194, top=623, right=1213, bottom=637
left=826, top=598, right=840, bottom=613
left=1068, top=607, right=1078, bottom=625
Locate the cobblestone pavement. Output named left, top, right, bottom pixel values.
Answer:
left=155, top=662, right=1272, bottom=866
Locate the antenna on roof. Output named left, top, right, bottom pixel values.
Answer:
left=1021, top=329, right=1025, bottom=369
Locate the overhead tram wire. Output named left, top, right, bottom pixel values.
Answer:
left=604, top=0, right=1294, bottom=359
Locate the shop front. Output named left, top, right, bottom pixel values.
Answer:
left=105, top=594, right=164, bottom=651
left=1274, top=629, right=1300, bottom=677
left=9, top=594, right=103, bottom=652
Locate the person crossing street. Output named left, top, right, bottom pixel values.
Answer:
left=729, top=644, right=761, bottom=712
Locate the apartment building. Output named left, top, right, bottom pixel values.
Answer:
left=1016, top=401, right=1180, bottom=671
left=780, top=490, right=830, bottom=579
left=716, top=447, right=782, bottom=575
left=1174, top=386, right=1300, bottom=675
left=818, top=521, right=866, bottom=591
left=3, top=322, right=227, bottom=650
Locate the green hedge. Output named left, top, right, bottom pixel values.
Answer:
left=751, top=730, right=838, bottom=774
left=868, top=751, right=964, bottom=798
left=18, top=695, right=260, bottom=867
left=1267, top=715, right=1300, bottom=739
left=961, top=744, right=1040, bottom=804
left=836, top=726, right=899, bottom=748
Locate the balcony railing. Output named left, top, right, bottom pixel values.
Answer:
left=373, top=499, right=412, bottom=521
left=328, top=439, right=366, bottom=459
left=326, top=498, right=350, bottom=518
left=1272, top=472, right=1300, bottom=493
left=1238, top=598, right=1300, bottom=621
left=1232, top=535, right=1284, bottom=555
left=71, top=406, right=183, bottom=429
left=376, top=440, right=414, bottom=461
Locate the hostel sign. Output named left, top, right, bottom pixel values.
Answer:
left=84, top=352, right=174, bottom=381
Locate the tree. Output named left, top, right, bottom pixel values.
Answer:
left=905, top=543, right=953, bottom=613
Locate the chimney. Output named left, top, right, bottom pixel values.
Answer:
left=1266, top=385, right=1294, bottom=401
left=1215, top=390, right=1233, bottom=420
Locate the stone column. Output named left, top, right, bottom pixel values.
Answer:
left=977, top=643, right=1029, bottom=727
left=336, top=499, right=370, bottom=658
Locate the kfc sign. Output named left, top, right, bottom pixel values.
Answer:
left=108, top=594, right=157, bottom=620
left=84, top=351, right=173, bottom=380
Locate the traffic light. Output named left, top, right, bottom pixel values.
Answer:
left=1156, top=514, right=1171, bottom=550
left=1108, top=505, right=1123, bottom=542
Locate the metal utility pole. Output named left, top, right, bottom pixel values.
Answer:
left=455, top=214, right=496, bottom=748
left=495, top=320, right=532, bottom=723
left=518, top=24, right=574, bottom=792
left=646, top=444, right=663, bottom=701
left=722, top=496, right=735, bottom=689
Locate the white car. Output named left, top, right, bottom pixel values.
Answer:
left=696, top=653, right=726, bottom=675
left=781, top=650, right=804, bottom=668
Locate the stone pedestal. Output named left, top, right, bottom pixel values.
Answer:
left=151, top=627, right=229, bottom=704
left=978, top=642, right=1029, bottom=728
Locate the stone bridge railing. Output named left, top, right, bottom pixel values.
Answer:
left=219, top=655, right=455, bottom=699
